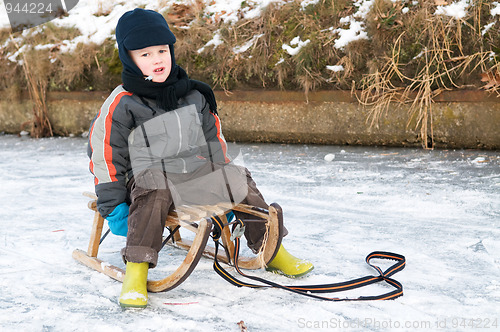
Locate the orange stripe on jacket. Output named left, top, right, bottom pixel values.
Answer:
left=211, top=112, right=230, bottom=163
left=89, top=90, right=132, bottom=185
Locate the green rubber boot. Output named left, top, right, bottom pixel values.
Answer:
left=266, top=244, right=314, bottom=278
left=119, top=262, right=149, bottom=308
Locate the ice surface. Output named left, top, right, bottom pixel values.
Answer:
left=0, top=135, right=499, bottom=331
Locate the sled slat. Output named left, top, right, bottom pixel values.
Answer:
left=176, top=205, right=206, bottom=219
left=200, top=204, right=226, bottom=216
left=218, top=202, right=269, bottom=220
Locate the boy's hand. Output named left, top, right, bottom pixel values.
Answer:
left=106, top=203, right=129, bottom=237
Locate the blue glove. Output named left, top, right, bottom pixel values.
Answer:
left=226, top=211, right=235, bottom=223
left=106, top=203, right=129, bottom=237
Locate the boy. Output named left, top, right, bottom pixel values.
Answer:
left=87, top=8, right=313, bottom=308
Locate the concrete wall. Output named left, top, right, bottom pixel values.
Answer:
left=0, top=90, right=498, bottom=149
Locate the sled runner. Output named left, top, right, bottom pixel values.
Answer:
left=72, top=192, right=284, bottom=292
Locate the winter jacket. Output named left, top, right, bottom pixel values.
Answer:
left=87, top=85, right=228, bottom=219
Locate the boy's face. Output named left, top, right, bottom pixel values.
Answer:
left=129, top=45, right=172, bottom=83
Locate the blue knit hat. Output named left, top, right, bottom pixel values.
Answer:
left=116, top=8, right=177, bottom=77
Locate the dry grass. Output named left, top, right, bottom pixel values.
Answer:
left=173, top=0, right=349, bottom=93
left=0, top=24, right=119, bottom=136
left=1, top=23, right=119, bottom=92
left=0, top=0, right=498, bottom=142
left=358, top=0, right=499, bottom=149
left=9, top=35, right=53, bottom=138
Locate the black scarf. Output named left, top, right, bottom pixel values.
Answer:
left=122, top=66, right=217, bottom=114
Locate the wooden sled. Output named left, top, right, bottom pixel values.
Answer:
left=72, top=192, right=283, bottom=292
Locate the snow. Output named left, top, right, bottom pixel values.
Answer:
left=120, top=291, right=147, bottom=301
left=197, top=31, right=224, bottom=54
left=482, top=22, right=495, bottom=36
left=353, top=0, right=375, bottom=18
left=326, top=65, right=344, bottom=72
left=332, top=20, right=369, bottom=50
left=282, top=36, right=311, bottom=56
left=435, top=0, right=471, bottom=19
left=204, top=0, right=285, bottom=24
left=331, top=0, right=374, bottom=50
left=204, top=0, right=246, bottom=24
left=323, top=153, right=335, bottom=161
left=1, top=135, right=499, bottom=331
left=492, top=2, right=500, bottom=16
left=301, top=0, right=320, bottom=10
left=232, top=34, right=264, bottom=54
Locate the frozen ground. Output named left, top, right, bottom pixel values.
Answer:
left=0, top=134, right=499, bottom=331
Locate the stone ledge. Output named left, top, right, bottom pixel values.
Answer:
left=0, top=90, right=498, bottom=149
